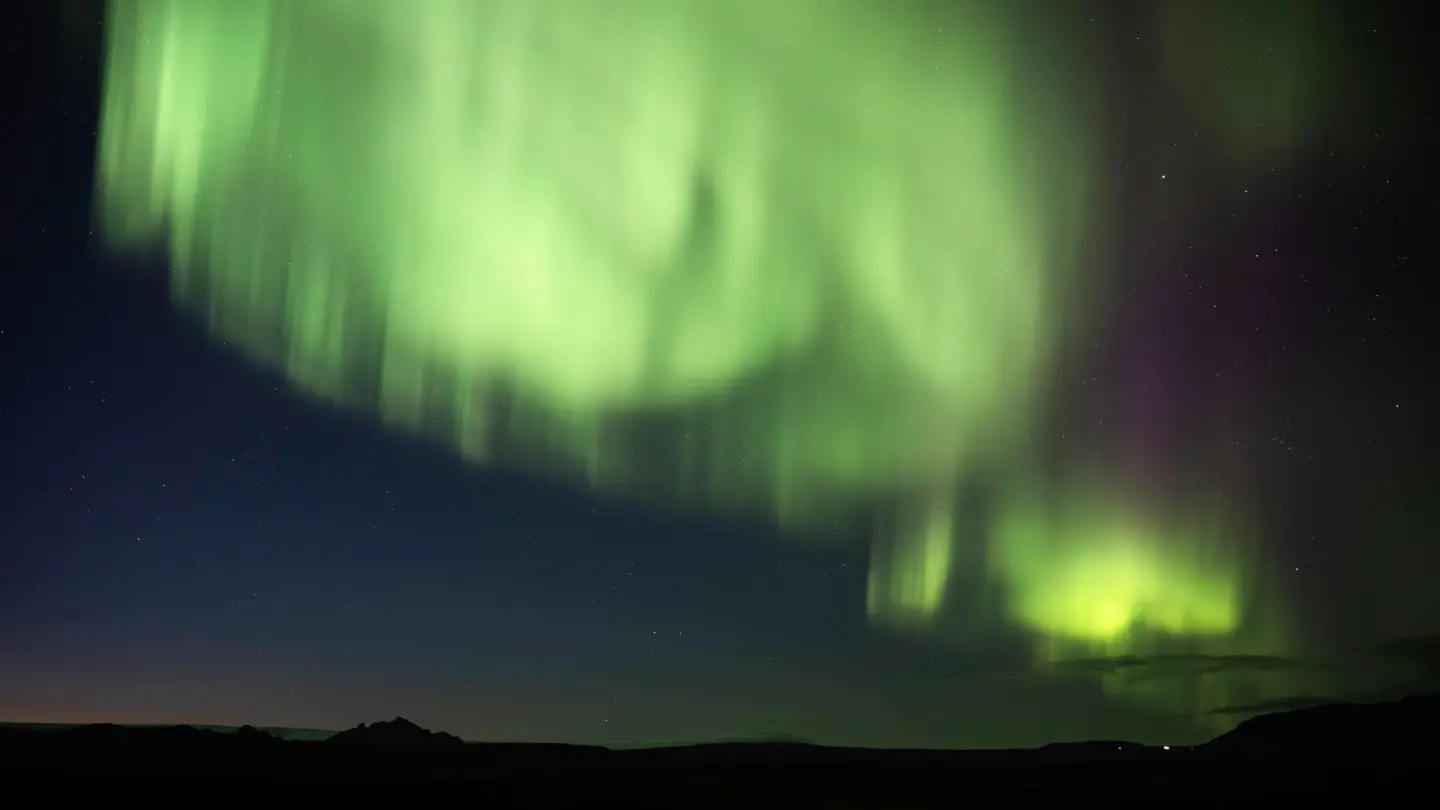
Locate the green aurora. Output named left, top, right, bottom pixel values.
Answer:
left=95, top=0, right=1348, bottom=729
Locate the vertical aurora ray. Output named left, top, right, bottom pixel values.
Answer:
left=95, top=0, right=1336, bottom=728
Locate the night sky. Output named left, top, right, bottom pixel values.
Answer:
left=3, top=1, right=1435, bottom=749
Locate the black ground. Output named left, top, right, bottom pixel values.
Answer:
left=2, top=694, right=1434, bottom=799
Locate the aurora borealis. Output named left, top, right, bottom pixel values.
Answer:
left=98, top=2, right=1100, bottom=639
left=2, top=0, right=1433, bottom=748
left=88, top=0, right=1402, bottom=724
left=97, top=0, right=1087, bottom=510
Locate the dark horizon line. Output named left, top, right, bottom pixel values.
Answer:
left=0, top=719, right=1190, bottom=752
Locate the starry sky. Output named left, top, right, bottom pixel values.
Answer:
left=2, top=0, right=1435, bottom=749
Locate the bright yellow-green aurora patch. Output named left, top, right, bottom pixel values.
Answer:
left=990, top=477, right=1244, bottom=643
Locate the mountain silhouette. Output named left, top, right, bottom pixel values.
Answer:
left=324, top=717, right=465, bottom=751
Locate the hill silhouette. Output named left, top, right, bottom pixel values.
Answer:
left=1204, top=693, right=1440, bottom=763
left=1, top=695, right=1433, bottom=796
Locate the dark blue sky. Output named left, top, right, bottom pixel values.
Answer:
left=2, top=0, right=1435, bottom=749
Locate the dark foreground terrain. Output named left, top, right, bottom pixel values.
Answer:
left=2, top=695, right=1435, bottom=799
